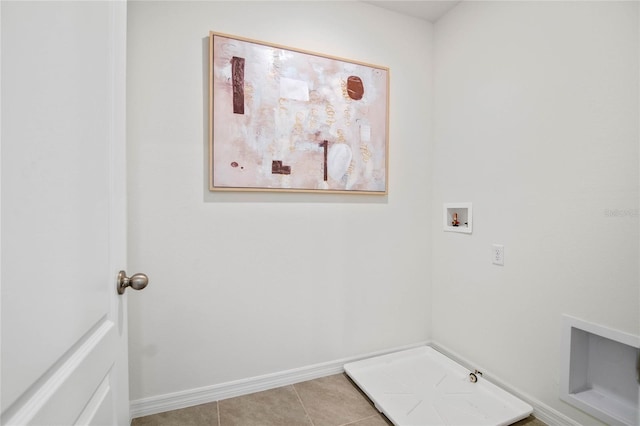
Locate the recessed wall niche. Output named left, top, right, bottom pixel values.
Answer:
left=443, top=202, right=472, bottom=234
left=560, top=315, right=639, bottom=426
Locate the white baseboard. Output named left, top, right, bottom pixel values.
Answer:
left=131, top=340, right=586, bottom=425
left=429, top=342, right=583, bottom=426
left=129, top=341, right=430, bottom=419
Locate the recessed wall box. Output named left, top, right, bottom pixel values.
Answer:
left=560, top=315, right=640, bottom=426
left=443, top=203, right=472, bottom=234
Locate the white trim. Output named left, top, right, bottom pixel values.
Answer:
left=130, top=340, right=593, bottom=424
left=106, top=1, right=130, bottom=426
left=129, top=341, right=430, bottom=419
left=429, top=342, right=582, bottom=426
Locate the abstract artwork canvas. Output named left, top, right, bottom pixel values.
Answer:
left=209, top=32, right=389, bottom=194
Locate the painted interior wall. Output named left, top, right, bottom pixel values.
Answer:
left=127, top=1, right=433, bottom=402
left=128, top=1, right=639, bottom=423
left=432, top=2, right=639, bottom=424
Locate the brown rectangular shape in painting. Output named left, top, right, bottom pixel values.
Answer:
left=231, top=56, right=245, bottom=114
left=209, top=31, right=389, bottom=194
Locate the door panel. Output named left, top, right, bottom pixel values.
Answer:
left=8, top=321, right=116, bottom=425
left=1, top=1, right=128, bottom=425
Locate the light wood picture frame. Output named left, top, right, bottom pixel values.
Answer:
left=209, top=32, right=389, bottom=194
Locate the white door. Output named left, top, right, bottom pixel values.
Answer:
left=1, top=1, right=131, bottom=425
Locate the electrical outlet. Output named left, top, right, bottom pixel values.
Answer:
left=492, top=244, right=504, bottom=266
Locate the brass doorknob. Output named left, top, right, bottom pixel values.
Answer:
left=117, top=270, right=149, bottom=294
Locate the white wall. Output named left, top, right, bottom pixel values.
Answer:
left=127, top=1, right=433, bottom=402
left=128, top=2, right=639, bottom=423
left=432, top=2, right=639, bottom=424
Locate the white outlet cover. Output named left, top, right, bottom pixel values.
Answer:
left=492, top=244, right=504, bottom=265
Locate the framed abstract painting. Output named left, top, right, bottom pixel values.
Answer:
left=209, top=32, right=389, bottom=194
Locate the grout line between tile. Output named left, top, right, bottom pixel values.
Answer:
left=339, top=413, right=384, bottom=426
left=339, top=413, right=388, bottom=426
left=216, top=400, right=221, bottom=426
left=292, top=383, right=316, bottom=426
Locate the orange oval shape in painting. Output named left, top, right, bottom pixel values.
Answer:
left=347, top=76, right=364, bottom=100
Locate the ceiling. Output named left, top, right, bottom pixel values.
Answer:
left=361, top=1, right=462, bottom=22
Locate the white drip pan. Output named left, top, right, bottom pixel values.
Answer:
left=344, top=346, right=532, bottom=426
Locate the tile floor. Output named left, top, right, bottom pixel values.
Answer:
left=131, top=373, right=547, bottom=426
